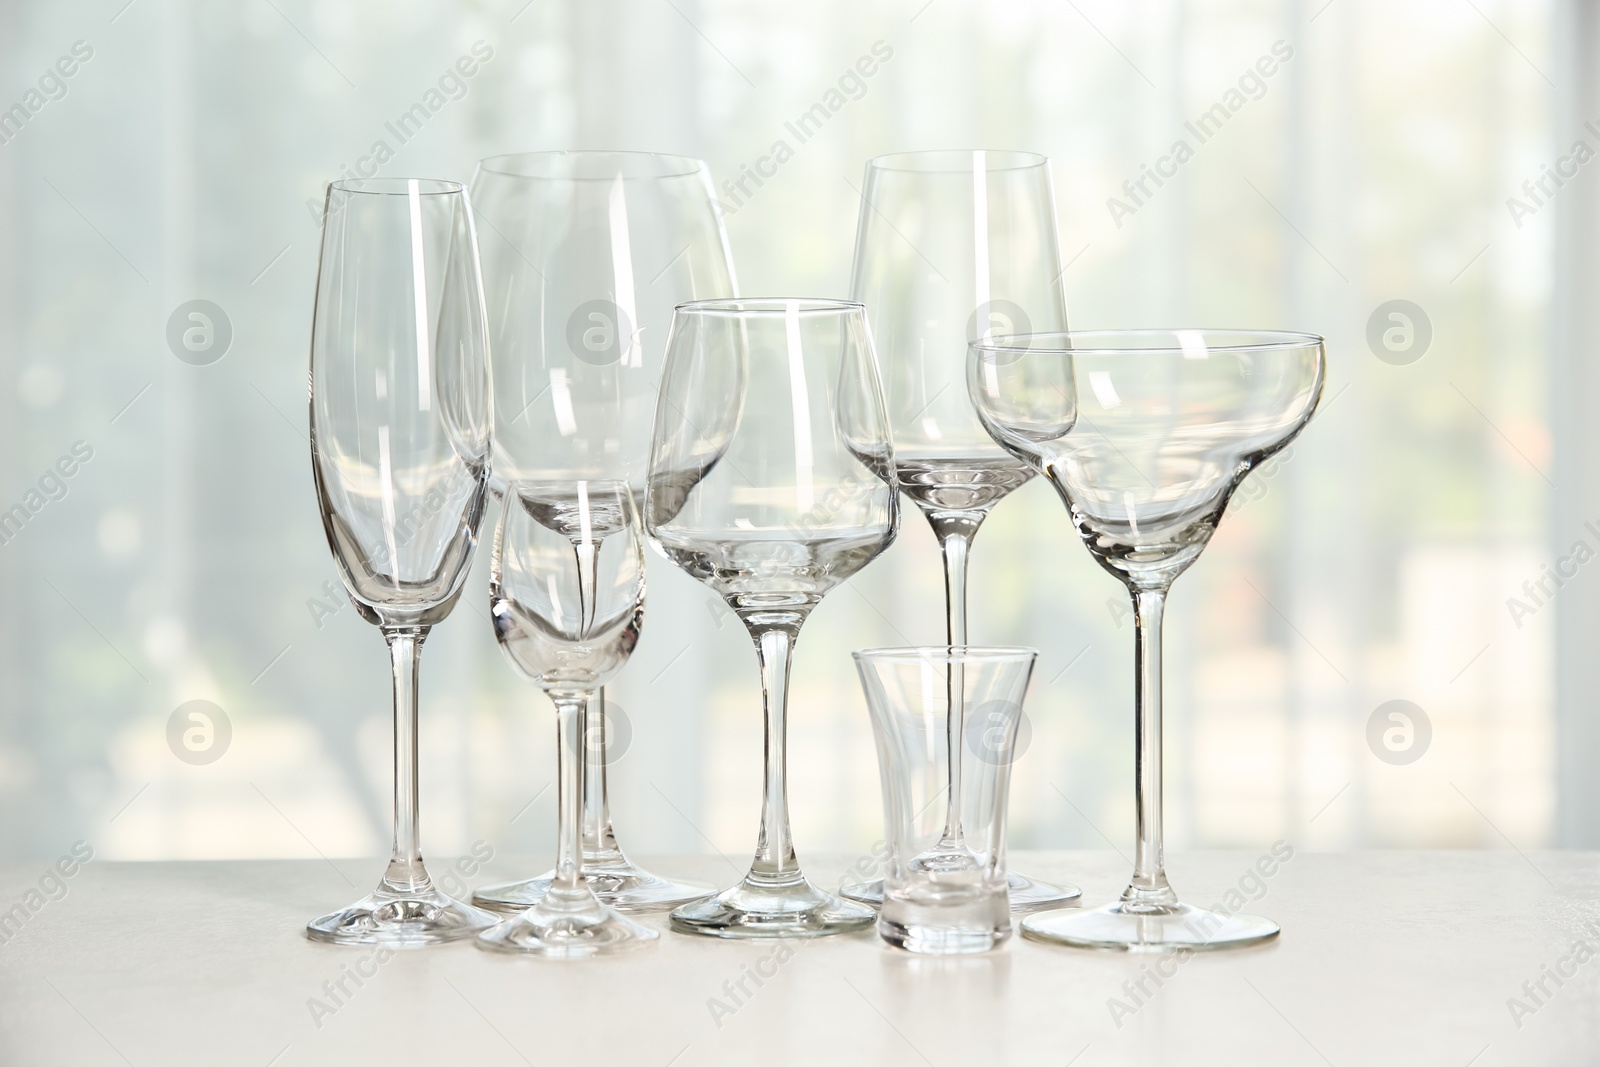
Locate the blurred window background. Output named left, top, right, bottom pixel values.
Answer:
left=0, top=0, right=1577, bottom=864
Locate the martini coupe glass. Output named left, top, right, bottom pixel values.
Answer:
left=969, top=329, right=1323, bottom=950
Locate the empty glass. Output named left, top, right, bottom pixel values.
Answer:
left=477, top=481, right=658, bottom=957
left=856, top=646, right=1037, bottom=955
left=470, top=151, right=732, bottom=913
left=845, top=149, right=1078, bottom=912
left=646, top=299, right=899, bottom=938
left=306, top=178, right=498, bottom=945
left=969, top=330, right=1324, bottom=950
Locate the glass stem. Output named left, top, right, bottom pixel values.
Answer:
left=382, top=628, right=430, bottom=894
left=938, top=531, right=971, bottom=849
left=570, top=531, right=622, bottom=862
left=552, top=693, right=589, bottom=894
left=1124, top=587, right=1177, bottom=910
left=748, top=628, right=801, bottom=886
left=941, top=530, right=970, bottom=647
left=573, top=539, right=599, bottom=635
left=581, top=689, right=623, bottom=860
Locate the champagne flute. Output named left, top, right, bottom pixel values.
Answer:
left=477, top=481, right=658, bottom=956
left=469, top=151, right=733, bottom=912
left=306, top=177, right=498, bottom=945
left=846, top=149, right=1079, bottom=911
left=970, top=329, right=1324, bottom=950
left=647, top=298, right=899, bottom=938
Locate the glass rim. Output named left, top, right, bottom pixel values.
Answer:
left=475, top=150, right=707, bottom=181
left=675, top=297, right=864, bottom=318
left=505, top=476, right=635, bottom=495
left=969, top=328, right=1325, bottom=356
left=865, top=149, right=1049, bottom=173
left=327, top=177, right=464, bottom=197
left=853, top=645, right=1039, bottom=663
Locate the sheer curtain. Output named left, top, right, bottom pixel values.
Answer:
left=0, top=0, right=1561, bottom=862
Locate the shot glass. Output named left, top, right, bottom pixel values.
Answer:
left=854, top=646, right=1037, bottom=954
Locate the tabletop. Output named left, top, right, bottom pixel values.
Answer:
left=0, top=849, right=1595, bottom=1066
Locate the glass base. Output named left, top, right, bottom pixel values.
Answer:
left=670, top=874, right=875, bottom=939
left=307, top=881, right=500, bottom=947
left=477, top=882, right=659, bottom=958
left=879, top=884, right=1012, bottom=955
left=879, top=915, right=1012, bottom=955
left=842, top=871, right=1081, bottom=914
left=1020, top=900, right=1280, bottom=952
left=473, top=857, right=713, bottom=914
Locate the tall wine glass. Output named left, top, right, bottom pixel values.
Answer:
left=469, top=151, right=733, bottom=912
left=845, top=149, right=1079, bottom=911
left=646, top=298, right=899, bottom=938
left=478, top=481, right=657, bottom=956
left=306, top=177, right=499, bottom=945
left=969, top=330, right=1325, bottom=950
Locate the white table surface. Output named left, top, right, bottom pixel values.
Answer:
left=0, top=850, right=1595, bottom=1065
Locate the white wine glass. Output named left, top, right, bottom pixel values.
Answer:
left=846, top=149, right=1079, bottom=911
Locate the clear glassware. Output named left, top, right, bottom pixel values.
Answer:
left=646, top=298, right=900, bottom=938
left=306, top=177, right=499, bottom=945
left=855, top=646, right=1037, bottom=955
left=845, top=149, right=1080, bottom=912
left=969, top=330, right=1325, bottom=951
left=469, top=151, right=733, bottom=913
left=477, top=480, right=659, bottom=956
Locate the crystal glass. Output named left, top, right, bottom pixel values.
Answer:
left=306, top=178, right=498, bottom=945
left=478, top=481, right=658, bottom=956
left=646, top=298, right=899, bottom=938
left=845, top=149, right=1079, bottom=912
left=969, top=330, right=1325, bottom=950
left=856, top=646, right=1037, bottom=955
left=469, top=151, right=733, bottom=912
